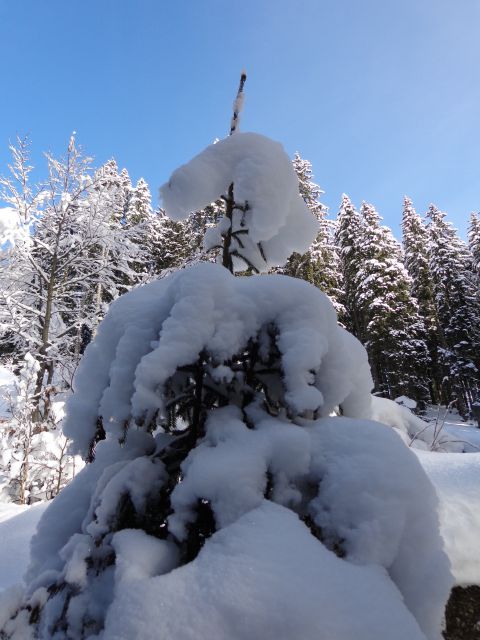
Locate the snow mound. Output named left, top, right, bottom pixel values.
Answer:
left=21, top=411, right=451, bottom=639
left=416, top=450, right=480, bottom=586
left=64, top=263, right=373, bottom=457
left=370, top=396, right=465, bottom=452
left=160, top=133, right=318, bottom=271
left=167, top=412, right=451, bottom=639
left=103, top=501, right=430, bottom=640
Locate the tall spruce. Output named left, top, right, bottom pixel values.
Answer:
left=402, top=197, right=441, bottom=401
left=283, top=153, right=344, bottom=317
left=426, top=204, right=480, bottom=414
left=354, top=202, right=430, bottom=402
left=335, top=194, right=364, bottom=335
left=468, top=211, right=480, bottom=279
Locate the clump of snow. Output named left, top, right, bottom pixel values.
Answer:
left=64, top=264, right=373, bottom=457
left=395, top=395, right=417, bottom=410
left=160, top=133, right=319, bottom=271
left=0, top=208, right=22, bottom=248
left=0, top=366, right=16, bottom=419
left=103, top=502, right=432, bottom=640
left=416, top=450, right=480, bottom=586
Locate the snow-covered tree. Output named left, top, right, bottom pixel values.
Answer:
left=334, top=194, right=364, bottom=335
left=283, top=153, right=344, bottom=316
left=0, top=354, right=79, bottom=504
left=468, top=211, right=480, bottom=279
left=0, top=119, right=451, bottom=640
left=402, top=197, right=441, bottom=401
left=356, top=202, right=430, bottom=402
left=427, top=205, right=480, bottom=414
left=126, top=177, right=152, bottom=227
left=0, top=138, right=146, bottom=504
left=147, top=208, right=195, bottom=276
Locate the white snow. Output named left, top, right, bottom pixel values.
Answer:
left=416, top=450, right=480, bottom=586
left=0, top=502, right=47, bottom=591
left=0, top=208, right=22, bottom=248
left=64, top=264, right=373, bottom=457
left=0, top=366, right=15, bottom=419
left=369, top=396, right=466, bottom=452
left=104, top=501, right=432, bottom=640
left=160, top=133, right=319, bottom=271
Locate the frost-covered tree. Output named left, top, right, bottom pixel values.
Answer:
left=356, top=202, right=430, bottom=402
left=0, top=353, right=79, bottom=504
left=427, top=205, right=480, bottom=414
left=334, top=194, right=364, bottom=335
left=126, top=177, right=152, bottom=227
left=468, top=211, right=480, bottom=279
left=147, top=208, right=195, bottom=276
left=402, top=197, right=441, bottom=401
left=283, top=153, right=344, bottom=316
left=0, top=137, right=145, bottom=506
left=0, top=138, right=143, bottom=390
left=0, top=86, right=452, bottom=640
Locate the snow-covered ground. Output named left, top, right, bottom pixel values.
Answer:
left=416, top=450, right=480, bottom=586
left=0, top=405, right=479, bottom=600
left=0, top=502, right=47, bottom=590
left=424, top=406, right=480, bottom=452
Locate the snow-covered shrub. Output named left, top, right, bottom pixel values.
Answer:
left=0, top=130, right=452, bottom=640
left=0, top=355, right=80, bottom=504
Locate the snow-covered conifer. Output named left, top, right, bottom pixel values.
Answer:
left=402, top=197, right=441, bottom=401
left=160, top=133, right=318, bottom=273
left=0, top=127, right=452, bottom=640
left=468, top=211, right=480, bottom=278
left=0, top=81, right=452, bottom=639
left=283, top=153, right=344, bottom=316
left=334, top=194, right=364, bottom=334
left=147, top=208, right=195, bottom=276
left=126, top=177, right=152, bottom=227
left=427, top=205, right=480, bottom=414
left=357, top=202, right=430, bottom=402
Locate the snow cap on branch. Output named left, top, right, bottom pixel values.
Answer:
left=160, top=133, right=319, bottom=272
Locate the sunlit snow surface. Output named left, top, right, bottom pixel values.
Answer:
left=416, top=450, right=480, bottom=586
left=104, top=502, right=429, bottom=640
left=0, top=503, right=46, bottom=590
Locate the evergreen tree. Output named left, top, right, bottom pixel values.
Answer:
left=283, top=154, right=344, bottom=317
left=468, top=211, right=480, bottom=278
left=334, top=194, right=364, bottom=335
left=0, top=113, right=450, bottom=640
left=402, top=197, right=441, bottom=401
left=356, top=202, right=430, bottom=402
left=426, top=205, right=480, bottom=414
left=127, top=177, right=152, bottom=226
left=148, top=208, right=195, bottom=275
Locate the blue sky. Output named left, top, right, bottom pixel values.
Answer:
left=0, top=0, right=479, bottom=238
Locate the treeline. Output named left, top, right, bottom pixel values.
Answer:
left=285, top=156, right=480, bottom=417
left=0, top=136, right=479, bottom=501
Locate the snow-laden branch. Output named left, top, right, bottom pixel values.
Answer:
left=160, top=133, right=318, bottom=272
